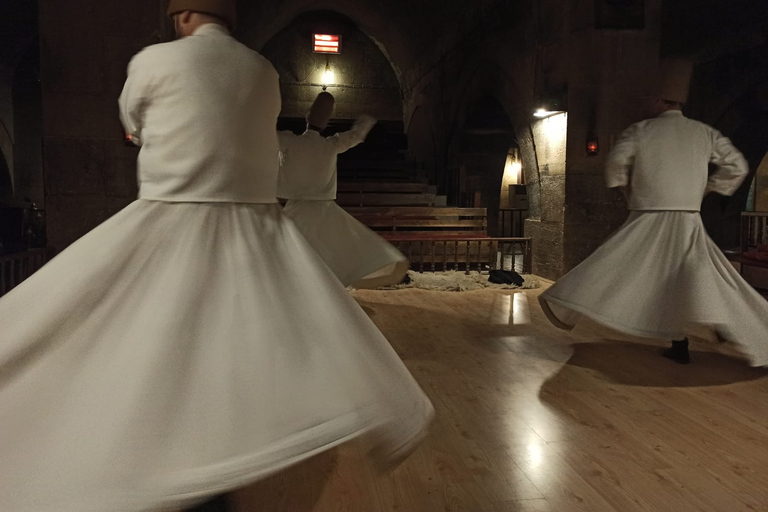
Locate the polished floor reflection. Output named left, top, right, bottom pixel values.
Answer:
left=236, top=284, right=768, bottom=512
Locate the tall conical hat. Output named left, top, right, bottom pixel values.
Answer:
left=307, top=92, right=335, bottom=130
left=658, top=58, right=694, bottom=104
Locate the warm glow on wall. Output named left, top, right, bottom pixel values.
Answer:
left=501, top=148, right=525, bottom=209
left=539, top=112, right=568, bottom=141
left=531, top=112, right=568, bottom=176
left=322, top=66, right=335, bottom=85
left=504, top=154, right=522, bottom=185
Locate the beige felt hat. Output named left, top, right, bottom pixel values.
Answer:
left=167, top=0, right=236, bottom=30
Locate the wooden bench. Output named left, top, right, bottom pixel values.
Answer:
left=336, top=193, right=436, bottom=207
left=336, top=182, right=437, bottom=208
left=337, top=182, right=436, bottom=194
left=740, top=212, right=768, bottom=292
left=342, top=206, right=533, bottom=273
left=337, top=160, right=423, bottom=182
left=343, top=207, right=488, bottom=236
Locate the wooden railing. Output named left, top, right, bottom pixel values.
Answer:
left=388, top=237, right=532, bottom=275
left=0, top=248, right=53, bottom=298
left=498, top=208, right=528, bottom=237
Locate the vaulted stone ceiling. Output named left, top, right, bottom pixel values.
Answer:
left=238, top=0, right=768, bottom=71
left=237, top=0, right=532, bottom=81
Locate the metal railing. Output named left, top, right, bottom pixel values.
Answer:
left=0, top=248, right=53, bottom=298
left=741, top=211, right=768, bottom=253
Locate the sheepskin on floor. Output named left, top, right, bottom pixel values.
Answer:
left=371, top=271, right=540, bottom=292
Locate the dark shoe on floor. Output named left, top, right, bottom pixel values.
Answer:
left=662, top=338, right=690, bottom=364
left=184, top=495, right=230, bottom=512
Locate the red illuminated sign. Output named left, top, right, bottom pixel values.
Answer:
left=313, top=34, right=341, bottom=54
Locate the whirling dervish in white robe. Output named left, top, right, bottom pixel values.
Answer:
left=0, top=3, right=433, bottom=511
left=539, top=59, right=768, bottom=366
left=278, top=92, right=410, bottom=289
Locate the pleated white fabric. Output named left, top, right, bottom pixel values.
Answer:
left=283, top=200, right=409, bottom=289
left=0, top=200, right=433, bottom=512
left=539, top=211, right=768, bottom=366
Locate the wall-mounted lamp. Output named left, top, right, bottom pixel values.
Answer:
left=586, top=136, right=599, bottom=156
left=533, top=92, right=567, bottom=119
left=322, top=63, right=334, bottom=91
left=533, top=105, right=565, bottom=118
left=533, top=108, right=553, bottom=118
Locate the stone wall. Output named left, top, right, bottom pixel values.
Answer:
left=38, top=0, right=166, bottom=249
left=35, top=0, right=765, bottom=275
left=0, top=64, right=14, bottom=197
left=390, top=0, right=662, bottom=279
left=12, top=42, right=44, bottom=204
left=560, top=5, right=663, bottom=276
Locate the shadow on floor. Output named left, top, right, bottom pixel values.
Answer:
left=184, top=450, right=338, bottom=512
left=360, top=305, right=377, bottom=317
left=551, top=339, right=768, bottom=388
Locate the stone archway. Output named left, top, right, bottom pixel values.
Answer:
left=453, top=95, right=517, bottom=235
left=441, top=58, right=535, bottom=236
left=237, top=1, right=410, bottom=85
left=256, top=10, right=402, bottom=122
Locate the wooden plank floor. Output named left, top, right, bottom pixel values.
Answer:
left=233, top=283, right=768, bottom=512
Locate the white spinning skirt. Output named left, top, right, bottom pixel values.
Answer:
left=0, top=200, right=433, bottom=511
left=540, top=211, right=768, bottom=366
left=283, top=200, right=409, bottom=289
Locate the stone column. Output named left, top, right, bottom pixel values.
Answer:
left=526, top=0, right=662, bottom=279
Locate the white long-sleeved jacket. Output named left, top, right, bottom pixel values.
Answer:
left=119, top=24, right=281, bottom=203
left=605, top=110, right=748, bottom=211
left=277, top=116, right=377, bottom=200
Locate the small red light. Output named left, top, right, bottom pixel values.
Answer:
left=586, top=138, right=599, bottom=156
